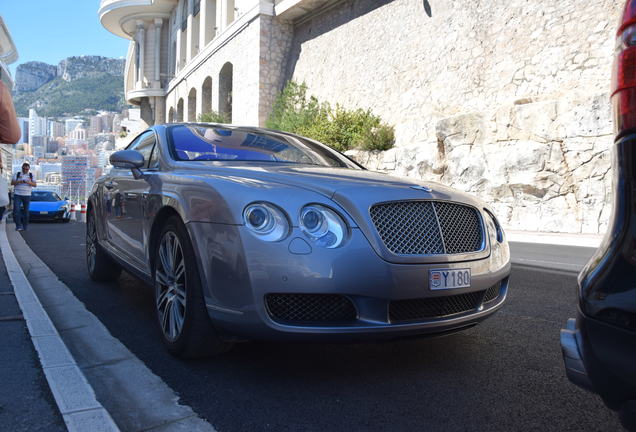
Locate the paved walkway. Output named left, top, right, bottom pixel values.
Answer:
left=0, top=228, right=66, bottom=432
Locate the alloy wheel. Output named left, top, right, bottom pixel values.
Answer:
left=155, top=231, right=187, bottom=342
left=86, top=217, right=97, bottom=273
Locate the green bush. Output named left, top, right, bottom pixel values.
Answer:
left=266, top=81, right=394, bottom=152
left=197, top=111, right=230, bottom=123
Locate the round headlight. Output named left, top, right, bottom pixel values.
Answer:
left=299, top=205, right=347, bottom=248
left=243, top=203, right=289, bottom=242
left=246, top=207, right=269, bottom=231
left=300, top=208, right=327, bottom=236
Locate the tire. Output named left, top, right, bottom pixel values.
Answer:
left=86, top=211, right=121, bottom=281
left=153, top=216, right=231, bottom=358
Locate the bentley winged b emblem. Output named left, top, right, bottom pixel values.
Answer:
left=410, top=185, right=433, bottom=193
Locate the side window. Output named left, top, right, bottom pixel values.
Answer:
left=129, top=131, right=156, bottom=169
left=147, top=142, right=160, bottom=170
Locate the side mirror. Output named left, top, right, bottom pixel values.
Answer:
left=110, top=150, right=145, bottom=179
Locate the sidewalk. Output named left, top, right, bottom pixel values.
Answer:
left=0, top=228, right=66, bottom=432
left=506, top=229, right=603, bottom=248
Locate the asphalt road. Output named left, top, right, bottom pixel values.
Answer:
left=509, top=241, right=597, bottom=273
left=20, top=221, right=622, bottom=431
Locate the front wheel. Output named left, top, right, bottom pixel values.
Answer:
left=153, top=216, right=231, bottom=358
left=86, top=211, right=121, bottom=281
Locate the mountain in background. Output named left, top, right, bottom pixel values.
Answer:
left=13, top=55, right=126, bottom=117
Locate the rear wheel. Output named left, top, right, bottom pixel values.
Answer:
left=86, top=211, right=121, bottom=281
left=154, top=216, right=231, bottom=358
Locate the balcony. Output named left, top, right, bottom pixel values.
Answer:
left=99, top=0, right=176, bottom=38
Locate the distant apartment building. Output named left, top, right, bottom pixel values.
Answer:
left=70, top=125, right=87, bottom=140
left=37, top=183, right=63, bottom=196
left=17, top=117, right=28, bottom=144
left=28, top=109, right=47, bottom=138
left=46, top=137, right=59, bottom=154
left=89, top=115, right=103, bottom=136
left=61, top=155, right=89, bottom=200
left=65, top=118, right=84, bottom=136
left=39, top=162, right=61, bottom=182
left=31, top=135, right=47, bottom=158
left=45, top=172, right=62, bottom=183
left=48, top=120, right=65, bottom=138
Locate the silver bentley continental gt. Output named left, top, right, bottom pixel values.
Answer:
left=86, top=123, right=511, bottom=357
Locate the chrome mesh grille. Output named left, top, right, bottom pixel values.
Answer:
left=389, top=282, right=502, bottom=323
left=389, top=290, right=485, bottom=322
left=369, top=201, right=483, bottom=255
left=483, top=282, right=501, bottom=303
left=434, top=202, right=483, bottom=254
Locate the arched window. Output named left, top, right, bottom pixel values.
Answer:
left=188, top=88, right=197, bottom=121
left=202, top=77, right=212, bottom=115
left=218, top=62, right=233, bottom=123
left=168, top=107, right=175, bottom=123
left=177, top=98, right=184, bottom=122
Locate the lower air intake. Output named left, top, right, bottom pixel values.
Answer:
left=266, top=293, right=357, bottom=324
left=389, top=283, right=502, bottom=323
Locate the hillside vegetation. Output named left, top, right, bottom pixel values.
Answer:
left=14, top=73, right=125, bottom=117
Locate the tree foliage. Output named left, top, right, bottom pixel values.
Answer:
left=197, top=111, right=230, bottom=123
left=266, top=81, right=394, bottom=152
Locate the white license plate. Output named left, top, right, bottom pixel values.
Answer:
left=429, top=269, right=471, bottom=290
left=39, top=211, right=48, bottom=215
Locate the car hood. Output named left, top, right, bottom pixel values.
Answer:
left=29, top=201, right=67, bottom=211
left=179, top=162, right=482, bottom=206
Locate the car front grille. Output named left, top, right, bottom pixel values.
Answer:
left=369, top=201, right=483, bottom=255
left=483, top=282, right=501, bottom=303
left=265, top=293, right=357, bottom=324
left=389, top=283, right=502, bottom=323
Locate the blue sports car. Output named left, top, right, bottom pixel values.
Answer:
left=28, top=191, right=71, bottom=222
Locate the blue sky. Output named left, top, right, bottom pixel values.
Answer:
left=3, top=1, right=130, bottom=76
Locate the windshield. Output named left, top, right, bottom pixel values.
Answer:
left=168, top=125, right=362, bottom=169
left=31, top=191, right=62, bottom=202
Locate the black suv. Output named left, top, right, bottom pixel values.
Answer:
left=561, top=1, right=636, bottom=429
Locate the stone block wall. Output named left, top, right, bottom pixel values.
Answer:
left=285, top=0, right=623, bottom=233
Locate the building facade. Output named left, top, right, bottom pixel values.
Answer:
left=0, top=15, right=18, bottom=181
left=99, top=0, right=299, bottom=128
left=61, top=155, right=89, bottom=201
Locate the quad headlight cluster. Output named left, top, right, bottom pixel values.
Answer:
left=243, top=202, right=348, bottom=248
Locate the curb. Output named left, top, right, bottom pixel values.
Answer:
left=5, top=220, right=216, bottom=432
left=0, top=219, right=120, bottom=431
left=506, top=230, right=602, bottom=248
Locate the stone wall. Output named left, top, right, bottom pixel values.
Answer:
left=285, top=0, right=622, bottom=233
left=259, top=15, right=293, bottom=126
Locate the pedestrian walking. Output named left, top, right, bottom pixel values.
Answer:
left=0, top=79, right=21, bottom=220
left=11, top=162, right=36, bottom=231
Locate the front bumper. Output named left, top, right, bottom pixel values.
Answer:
left=187, top=222, right=511, bottom=341
left=29, top=210, right=69, bottom=221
